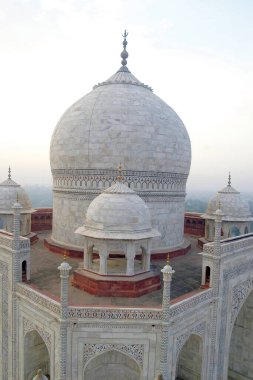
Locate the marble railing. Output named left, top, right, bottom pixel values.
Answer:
left=170, top=288, right=213, bottom=319
left=203, top=234, right=253, bottom=256
left=16, top=283, right=61, bottom=316
left=0, top=233, right=12, bottom=249
left=0, top=232, right=30, bottom=252
left=68, top=306, right=163, bottom=321
left=16, top=285, right=213, bottom=322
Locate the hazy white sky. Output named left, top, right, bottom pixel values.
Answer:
left=0, top=0, right=253, bottom=191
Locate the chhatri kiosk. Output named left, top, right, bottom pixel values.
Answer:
left=73, top=166, right=161, bottom=297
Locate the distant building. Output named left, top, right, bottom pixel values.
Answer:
left=184, top=212, right=205, bottom=237
left=31, top=208, right=52, bottom=232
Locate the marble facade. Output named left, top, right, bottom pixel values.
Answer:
left=0, top=205, right=253, bottom=379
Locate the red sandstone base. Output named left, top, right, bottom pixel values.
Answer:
left=44, top=237, right=191, bottom=259
left=72, top=269, right=161, bottom=297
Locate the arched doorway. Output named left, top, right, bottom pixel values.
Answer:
left=228, top=290, right=253, bottom=379
left=176, top=334, right=203, bottom=380
left=231, top=226, right=240, bottom=237
left=205, top=266, right=211, bottom=286
left=22, top=260, right=27, bottom=281
left=83, top=350, right=141, bottom=380
left=24, top=330, right=50, bottom=380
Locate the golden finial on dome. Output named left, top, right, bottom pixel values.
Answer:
left=166, top=254, right=170, bottom=266
left=121, top=30, right=129, bottom=67
left=8, top=166, right=11, bottom=180
left=228, top=172, right=231, bottom=187
left=117, top=163, right=124, bottom=182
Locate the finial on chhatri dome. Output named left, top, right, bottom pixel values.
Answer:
left=121, top=30, right=129, bottom=67
left=117, top=163, right=124, bottom=182
left=16, top=192, right=19, bottom=203
left=228, top=172, right=231, bottom=187
left=161, top=254, right=175, bottom=274
left=8, top=166, right=11, bottom=180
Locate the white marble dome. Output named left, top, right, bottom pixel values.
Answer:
left=0, top=177, right=32, bottom=213
left=49, top=36, right=191, bottom=251
left=0, top=171, right=33, bottom=235
left=203, top=180, right=252, bottom=222
left=50, top=68, right=191, bottom=173
left=78, top=181, right=159, bottom=240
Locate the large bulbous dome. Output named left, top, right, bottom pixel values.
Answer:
left=50, top=69, right=191, bottom=173
left=49, top=37, right=191, bottom=252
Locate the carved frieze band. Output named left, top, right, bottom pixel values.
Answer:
left=16, top=284, right=60, bottom=316
left=175, top=321, right=206, bottom=357
left=23, top=317, right=52, bottom=353
left=52, top=168, right=188, bottom=192
left=53, top=190, right=185, bottom=203
left=83, top=343, right=144, bottom=368
left=68, top=307, right=162, bottom=321
left=217, top=258, right=253, bottom=376
left=231, top=278, right=253, bottom=325
left=170, top=289, right=213, bottom=319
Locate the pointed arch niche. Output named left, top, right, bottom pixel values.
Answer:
left=176, top=334, right=203, bottom=380
left=228, top=290, right=253, bottom=379
left=83, top=349, right=141, bottom=380
left=24, top=330, right=50, bottom=380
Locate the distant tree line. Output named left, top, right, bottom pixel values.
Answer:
left=24, top=186, right=53, bottom=208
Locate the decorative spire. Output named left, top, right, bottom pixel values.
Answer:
left=166, top=254, right=170, bottom=266
left=8, top=166, right=11, bottom=180
left=117, top=163, right=123, bottom=182
left=120, top=30, right=129, bottom=67
left=228, top=172, right=231, bottom=187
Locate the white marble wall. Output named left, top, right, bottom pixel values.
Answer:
left=51, top=193, right=185, bottom=250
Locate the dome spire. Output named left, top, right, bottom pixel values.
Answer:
left=228, top=172, right=231, bottom=187
left=8, top=166, right=11, bottom=180
left=117, top=163, right=123, bottom=182
left=119, top=30, right=130, bottom=72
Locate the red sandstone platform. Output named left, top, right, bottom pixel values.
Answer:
left=72, top=269, right=161, bottom=297
left=44, top=237, right=191, bottom=259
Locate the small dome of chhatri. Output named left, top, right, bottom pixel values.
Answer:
left=202, top=174, right=253, bottom=222
left=0, top=168, right=33, bottom=214
left=76, top=179, right=160, bottom=240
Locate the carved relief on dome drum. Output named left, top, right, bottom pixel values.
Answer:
left=52, top=168, right=188, bottom=193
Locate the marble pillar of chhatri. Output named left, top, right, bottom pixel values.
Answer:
left=73, top=171, right=161, bottom=296
left=50, top=31, right=191, bottom=253
left=202, top=173, right=253, bottom=241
